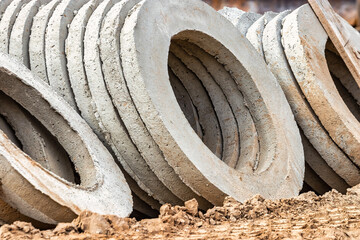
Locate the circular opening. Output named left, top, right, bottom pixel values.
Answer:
left=0, top=114, right=23, bottom=149
left=0, top=67, right=101, bottom=188
left=325, top=40, right=360, bottom=123
left=0, top=91, right=80, bottom=184
left=168, top=39, right=239, bottom=167
left=167, top=31, right=275, bottom=175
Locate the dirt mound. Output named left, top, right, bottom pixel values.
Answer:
left=2, top=186, right=360, bottom=239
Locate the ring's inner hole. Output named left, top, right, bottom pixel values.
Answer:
left=0, top=91, right=80, bottom=184
left=0, top=114, right=22, bottom=149
left=168, top=37, right=246, bottom=170
left=325, top=40, right=360, bottom=122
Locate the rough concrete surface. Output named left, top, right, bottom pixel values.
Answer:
left=327, top=55, right=360, bottom=122
left=304, top=162, right=332, bottom=195
left=219, top=7, right=261, bottom=35
left=64, top=0, right=158, bottom=215
left=65, top=0, right=103, bottom=137
left=0, top=0, right=12, bottom=21
left=98, top=0, right=212, bottom=209
left=218, top=7, right=245, bottom=26
left=300, top=130, right=350, bottom=193
left=84, top=0, right=186, bottom=207
left=9, top=0, right=51, bottom=67
left=309, top=0, right=360, bottom=88
left=170, top=42, right=240, bottom=167
left=246, top=11, right=278, bottom=57
left=326, top=47, right=360, bottom=106
left=0, top=92, right=75, bottom=183
left=45, top=0, right=89, bottom=110
left=168, top=69, right=203, bottom=138
left=168, top=53, right=223, bottom=159
left=0, top=0, right=31, bottom=54
left=0, top=116, right=22, bottom=148
left=29, top=0, right=61, bottom=83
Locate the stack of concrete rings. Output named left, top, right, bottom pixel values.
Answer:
left=0, top=0, right=304, bottom=225
left=220, top=4, right=360, bottom=194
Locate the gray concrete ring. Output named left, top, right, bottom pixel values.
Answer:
left=0, top=53, right=132, bottom=224
left=121, top=0, right=304, bottom=205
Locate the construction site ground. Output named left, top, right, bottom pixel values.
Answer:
left=2, top=185, right=360, bottom=240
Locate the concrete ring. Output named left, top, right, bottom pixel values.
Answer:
left=282, top=4, right=360, bottom=167
left=66, top=0, right=159, bottom=215
left=121, top=0, right=304, bottom=205
left=262, top=10, right=359, bottom=189
left=0, top=53, right=132, bottom=224
left=66, top=0, right=103, bottom=136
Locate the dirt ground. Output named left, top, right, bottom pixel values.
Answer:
left=2, top=185, right=360, bottom=240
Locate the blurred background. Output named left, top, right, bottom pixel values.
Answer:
left=203, top=0, right=359, bottom=27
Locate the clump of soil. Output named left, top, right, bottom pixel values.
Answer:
left=2, top=186, right=360, bottom=239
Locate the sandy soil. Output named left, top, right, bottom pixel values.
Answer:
left=2, top=185, right=360, bottom=239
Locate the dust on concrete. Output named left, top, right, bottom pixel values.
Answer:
left=2, top=185, right=360, bottom=239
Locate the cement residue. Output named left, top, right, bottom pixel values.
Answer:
left=3, top=186, right=360, bottom=239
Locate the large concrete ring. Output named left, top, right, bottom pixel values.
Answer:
left=282, top=4, right=360, bottom=167
left=121, top=0, right=304, bottom=205
left=262, top=10, right=359, bottom=189
left=0, top=53, right=132, bottom=224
